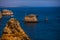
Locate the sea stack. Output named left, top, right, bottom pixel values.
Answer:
left=24, top=14, right=38, bottom=23
left=2, top=9, right=14, bottom=17
left=1, top=18, right=30, bottom=40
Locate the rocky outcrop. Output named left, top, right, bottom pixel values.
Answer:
left=2, top=9, right=14, bottom=17
left=1, top=18, right=30, bottom=40
left=24, top=14, right=38, bottom=23
left=0, top=11, right=2, bottom=19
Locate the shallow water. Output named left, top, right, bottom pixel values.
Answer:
left=0, top=7, right=60, bottom=40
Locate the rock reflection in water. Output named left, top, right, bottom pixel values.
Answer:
left=25, top=23, right=37, bottom=26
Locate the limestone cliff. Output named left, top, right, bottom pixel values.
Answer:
left=1, top=18, right=31, bottom=40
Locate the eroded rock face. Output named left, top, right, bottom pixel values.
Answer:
left=1, top=18, right=30, bottom=40
left=24, top=14, right=38, bottom=23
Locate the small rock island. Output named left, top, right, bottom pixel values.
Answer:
left=0, top=9, right=14, bottom=19
left=1, top=18, right=30, bottom=40
left=24, top=14, right=38, bottom=23
left=2, top=9, right=14, bottom=17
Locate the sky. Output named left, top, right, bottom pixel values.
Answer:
left=0, top=0, right=60, bottom=7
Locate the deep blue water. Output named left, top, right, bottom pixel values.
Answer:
left=0, top=7, right=60, bottom=40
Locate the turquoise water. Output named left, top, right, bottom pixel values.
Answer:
left=0, top=7, right=60, bottom=40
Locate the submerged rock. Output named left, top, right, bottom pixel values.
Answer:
left=1, top=18, right=31, bottom=40
left=24, top=14, right=38, bottom=23
left=45, top=17, right=48, bottom=22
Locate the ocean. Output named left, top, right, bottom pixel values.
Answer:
left=0, top=7, right=60, bottom=40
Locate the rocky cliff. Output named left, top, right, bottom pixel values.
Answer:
left=1, top=18, right=30, bottom=40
